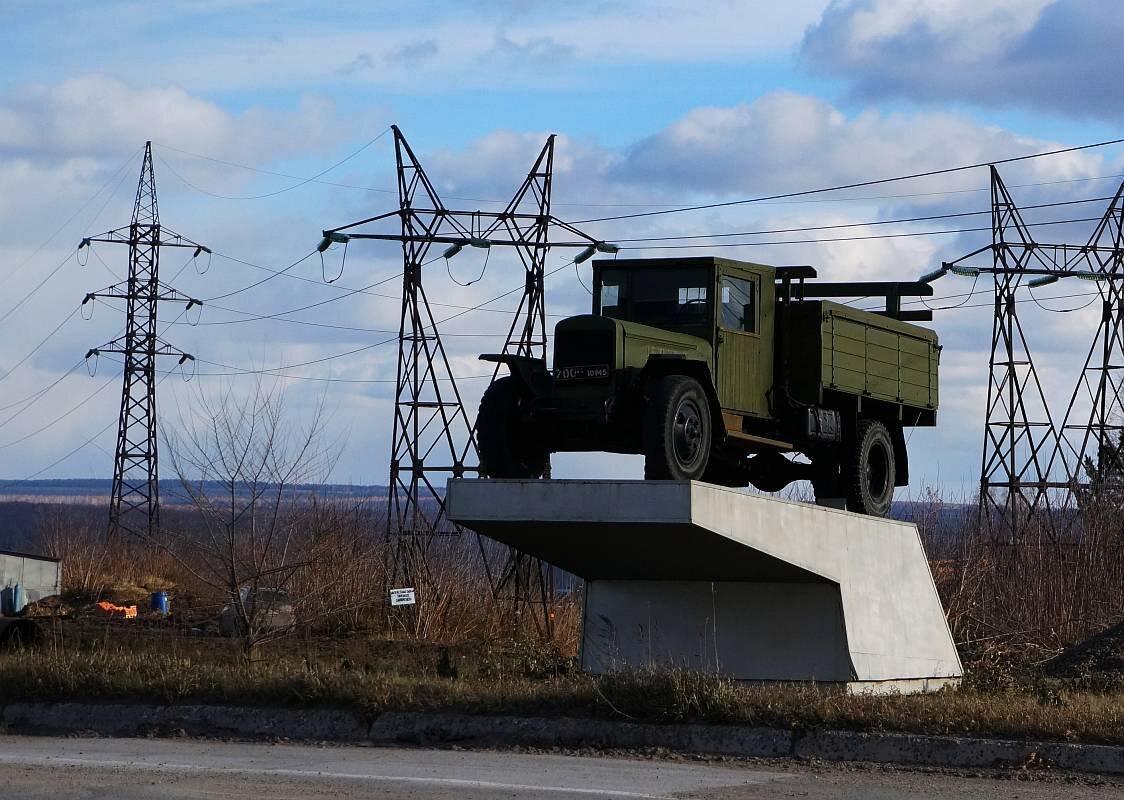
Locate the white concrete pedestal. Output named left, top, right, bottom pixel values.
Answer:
left=447, top=479, right=962, bottom=694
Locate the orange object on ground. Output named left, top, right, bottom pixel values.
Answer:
left=96, top=601, right=137, bottom=619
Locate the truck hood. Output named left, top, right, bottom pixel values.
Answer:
left=554, top=315, right=711, bottom=370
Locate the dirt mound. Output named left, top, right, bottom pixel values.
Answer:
left=22, top=595, right=73, bottom=618
left=1044, top=620, right=1124, bottom=690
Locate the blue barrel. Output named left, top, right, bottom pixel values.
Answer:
left=2, top=585, right=24, bottom=616
left=150, top=591, right=169, bottom=615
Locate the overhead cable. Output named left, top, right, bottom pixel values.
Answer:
left=574, top=137, right=1124, bottom=224
left=152, top=128, right=392, bottom=201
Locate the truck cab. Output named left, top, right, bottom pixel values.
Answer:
left=594, top=258, right=774, bottom=418
left=478, top=256, right=939, bottom=517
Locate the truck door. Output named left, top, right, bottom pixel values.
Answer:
left=716, top=272, right=772, bottom=417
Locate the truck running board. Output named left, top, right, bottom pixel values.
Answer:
left=721, top=411, right=793, bottom=450
left=726, top=429, right=793, bottom=450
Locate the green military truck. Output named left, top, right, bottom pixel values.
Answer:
left=477, top=256, right=939, bottom=517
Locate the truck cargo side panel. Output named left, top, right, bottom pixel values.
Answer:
left=786, top=301, right=938, bottom=416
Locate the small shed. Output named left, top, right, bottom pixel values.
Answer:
left=0, top=550, right=61, bottom=606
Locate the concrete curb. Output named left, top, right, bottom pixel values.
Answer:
left=368, top=712, right=793, bottom=757
left=1, top=702, right=369, bottom=742
left=2, top=703, right=1122, bottom=776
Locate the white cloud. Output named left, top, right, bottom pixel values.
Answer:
left=801, top=0, right=1124, bottom=120
left=816, top=0, right=1050, bottom=62
left=614, top=91, right=1105, bottom=200
left=0, top=74, right=359, bottom=165
left=28, top=1, right=834, bottom=93
left=0, top=78, right=1118, bottom=494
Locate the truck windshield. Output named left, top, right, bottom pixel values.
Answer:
left=598, top=267, right=711, bottom=332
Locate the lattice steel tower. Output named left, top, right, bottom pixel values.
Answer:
left=82, top=142, right=204, bottom=540
left=978, top=168, right=1066, bottom=539
left=1060, top=179, right=1124, bottom=490
left=945, top=168, right=1124, bottom=540
left=321, top=127, right=600, bottom=614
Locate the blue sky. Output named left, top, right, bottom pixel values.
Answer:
left=0, top=0, right=1122, bottom=497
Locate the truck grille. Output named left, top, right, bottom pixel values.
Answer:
left=554, top=330, right=614, bottom=370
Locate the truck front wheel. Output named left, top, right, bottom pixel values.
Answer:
left=644, top=375, right=712, bottom=480
left=845, top=419, right=896, bottom=517
left=478, top=376, right=548, bottom=479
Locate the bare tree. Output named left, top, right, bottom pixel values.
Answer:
left=160, top=379, right=375, bottom=657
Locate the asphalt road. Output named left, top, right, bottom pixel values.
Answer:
left=0, top=736, right=1119, bottom=799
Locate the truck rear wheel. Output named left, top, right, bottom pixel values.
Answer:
left=845, top=419, right=896, bottom=517
left=644, top=375, right=711, bottom=480
left=478, top=376, right=548, bottom=479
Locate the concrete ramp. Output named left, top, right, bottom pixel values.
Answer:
left=447, top=479, right=961, bottom=693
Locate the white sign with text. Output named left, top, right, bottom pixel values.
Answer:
left=389, top=587, right=416, bottom=606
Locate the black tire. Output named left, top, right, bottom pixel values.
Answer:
left=811, top=456, right=845, bottom=507
left=845, top=419, right=896, bottom=517
left=643, top=376, right=712, bottom=480
left=478, top=376, right=548, bottom=479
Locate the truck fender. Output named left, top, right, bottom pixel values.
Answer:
left=640, top=357, right=725, bottom=441
left=480, top=354, right=552, bottom=399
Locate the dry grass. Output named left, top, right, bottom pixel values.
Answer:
left=2, top=638, right=1123, bottom=745
left=33, top=504, right=582, bottom=646
left=908, top=487, right=1124, bottom=661
left=22, top=486, right=1124, bottom=747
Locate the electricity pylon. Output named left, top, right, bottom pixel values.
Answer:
left=943, top=167, right=1124, bottom=541
left=81, top=141, right=205, bottom=541
left=321, top=126, right=602, bottom=631
left=1060, top=178, right=1124, bottom=495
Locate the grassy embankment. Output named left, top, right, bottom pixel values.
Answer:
left=12, top=490, right=1124, bottom=746
left=2, top=621, right=1123, bottom=746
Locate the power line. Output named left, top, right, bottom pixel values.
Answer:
left=88, top=244, right=122, bottom=281
left=208, top=248, right=571, bottom=317
left=1026, top=286, right=1100, bottom=314
left=0, top=359, right=88, bottom=421
left=195, top=202, right=1112, bottom=322
left=155, top=142, right=674, bottom=209
left=0, top=249, right=77, bottom=328
left=619, top=214, right=1104, bottom=250
left=151, top=128, right=392, bottom=201
left=0, top=294, right=197, bottom=465
left=574, top=137, right=1124, bottom=224
left=163, top=264, right=519, bottom=336
left=198, top=272, right=400, bottom=325
left=0, top=374, right=116, bottom=449
left=0, top=417, right=117, bottom=486
left=742, top=171, right=1124, bottom=206
left=153, top=139, right=1124, bottom=209
left=149, top=361, right=495, bottom=384
left=0, top=156, right=151, bottom=333
left=611, top=194, right=1117, bottom=244
left=883, top=285, right=1115, bottom=314
left=196, top=338, right=398, bottom=376
left=0, top=372, right=175, bottom=488
left=0, top=149, right=139, bottom=293
left=203, top=249, right=318, bottom=301
left=0, top=305, right=82, bottom=385
left=166, top=258, right=578, bottom=380
left=167, top=302, right=515, bottom=336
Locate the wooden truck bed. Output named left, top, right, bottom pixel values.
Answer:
left=785, top=301, right=939, bottom=420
